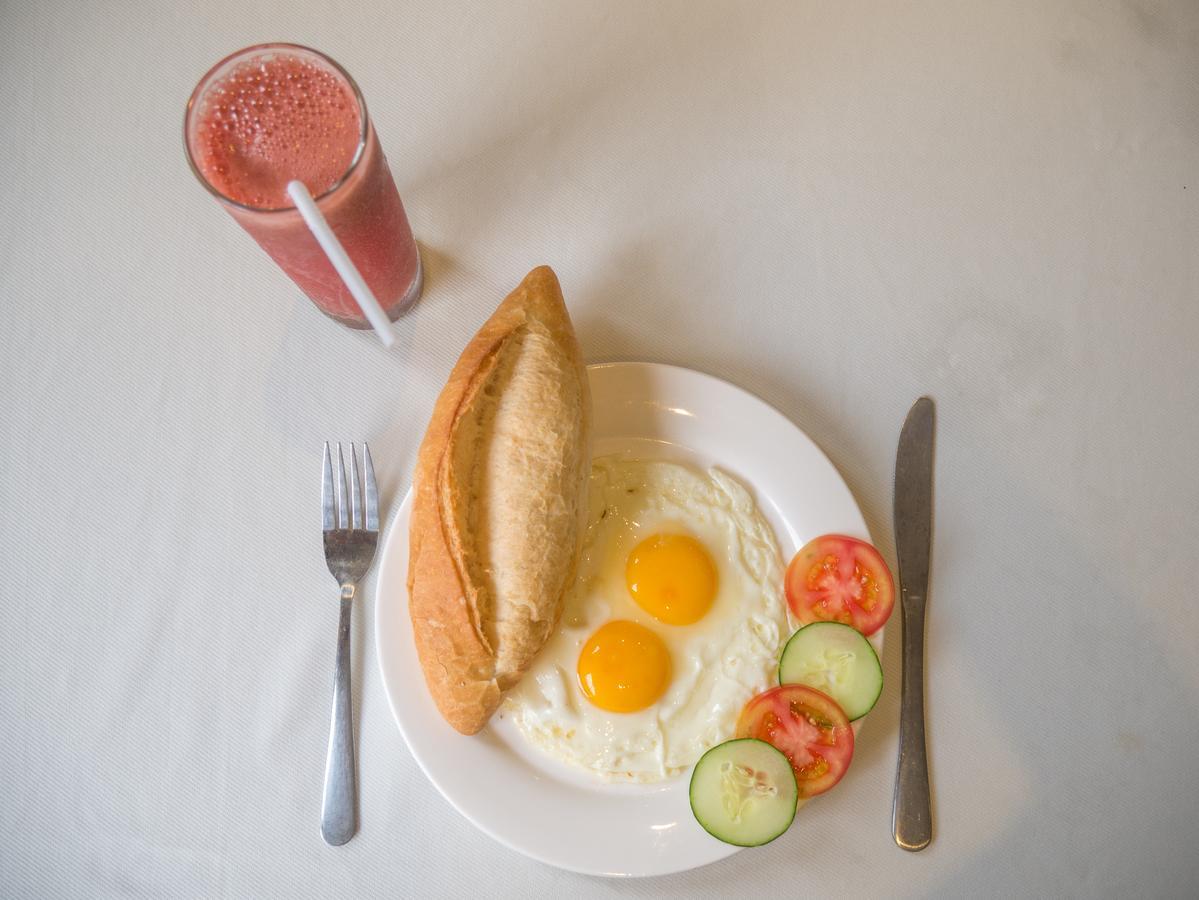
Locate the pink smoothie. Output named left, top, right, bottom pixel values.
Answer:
left=192, top=54, right=361, bottom=209
left=187, top=46, right=421, bottom=325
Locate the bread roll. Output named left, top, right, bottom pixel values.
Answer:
left=408, top=266, right=591, bottom=735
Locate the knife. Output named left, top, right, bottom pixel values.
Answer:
left=892, top=396, right=935, bottom=851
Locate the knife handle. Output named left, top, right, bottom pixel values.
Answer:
left=892, top=601, right=932, bottom=850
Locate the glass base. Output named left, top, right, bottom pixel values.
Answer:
left=318, top=250, right=424, bottom=330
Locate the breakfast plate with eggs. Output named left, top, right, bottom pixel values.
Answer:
left=375, top=360, right=882, bottom=877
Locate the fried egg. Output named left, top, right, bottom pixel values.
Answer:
left=502, top=456, right=789, bottom=782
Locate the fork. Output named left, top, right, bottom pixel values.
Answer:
left=320, top=442, right=379, bottom=846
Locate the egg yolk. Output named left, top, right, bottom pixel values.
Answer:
left=577, top=620, right=672, bottom=713
left=625, top=533, right=718, bottom=625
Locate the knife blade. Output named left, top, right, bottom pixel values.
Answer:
left=892, top=396, right=935, bottom=851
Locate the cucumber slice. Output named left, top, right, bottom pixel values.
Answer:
left=778, top=622, right=883, bottom=720
left=689, top=738, right=798, bottom=847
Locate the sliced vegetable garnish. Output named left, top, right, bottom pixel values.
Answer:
left=785, top=534, right=895, bottom=636
left=778, top=622, right=883, bottom=720
left=735, top=684, right=854, bottom=798
left=689, top=738, right=798, bottom=846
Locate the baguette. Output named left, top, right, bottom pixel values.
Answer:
left=407, top=266, right=591, bottom=735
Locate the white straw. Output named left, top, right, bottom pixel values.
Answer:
left=286, top=180, right=395, bottom=348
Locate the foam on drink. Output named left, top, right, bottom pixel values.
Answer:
left=191, top=55, right=361, bottom=209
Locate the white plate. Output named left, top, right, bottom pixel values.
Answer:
left=375, top=362, right=875, bottom=877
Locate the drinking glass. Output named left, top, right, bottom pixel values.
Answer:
left=185, top=44, right=422, bottom=327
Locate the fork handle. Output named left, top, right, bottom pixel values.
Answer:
left=321, top=589, right=357, bottom=845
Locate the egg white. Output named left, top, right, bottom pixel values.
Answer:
left=501, top=456, right=789, bottom=782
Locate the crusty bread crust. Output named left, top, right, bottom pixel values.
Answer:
left=408, top=266, right=591, bottom=735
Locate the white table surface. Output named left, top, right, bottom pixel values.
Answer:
left=2, top=1, right=1197, bottom=897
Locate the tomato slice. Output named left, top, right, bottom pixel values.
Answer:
left=785, top=535, right=894, bottom=636
left=735, top=684, right=854, bottom=798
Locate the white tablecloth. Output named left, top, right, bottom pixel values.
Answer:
left=2, top=1, right=1197, bottom=897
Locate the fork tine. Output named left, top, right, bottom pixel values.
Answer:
left=363, top=443, right=379, bottom=532
left=322, top=442, right=335, bottom=530
left=348, top=442, right=362, bottom=529
left=335, top=443, right=349, bottom=529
